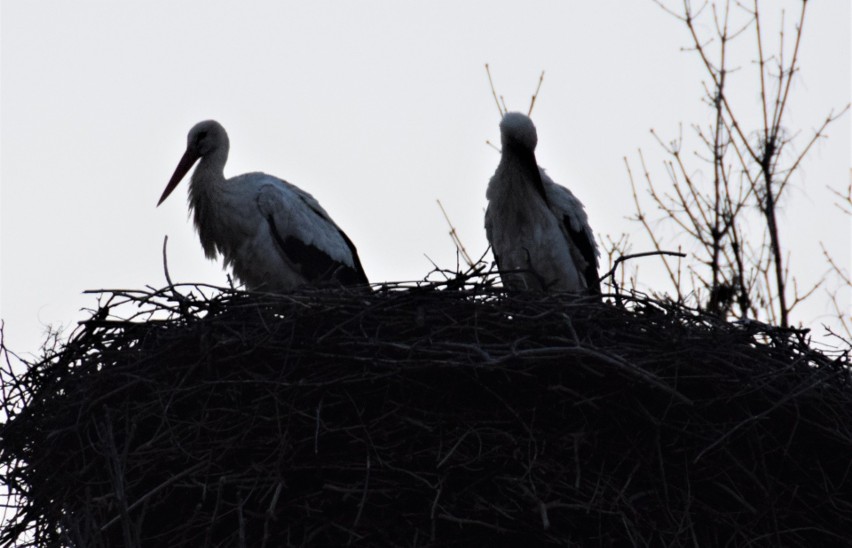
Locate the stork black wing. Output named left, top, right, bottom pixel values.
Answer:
left=297, top=196, right=369, bottom=285
left=333, top=228, right=369, bottom=285
left=491, top=246, right=504, bottom=277
left=266, top=214, right=366, bottom=286
left=563, top=215, right=600, bottom=294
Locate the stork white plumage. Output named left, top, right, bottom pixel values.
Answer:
left=485, top=112, right=599, bottom=293
left=157, top=120, right=369, bottom=292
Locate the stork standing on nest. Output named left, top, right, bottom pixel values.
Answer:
left=157, top=120, right=369, bottom=292
left=485, top=112, right=599, bottom=293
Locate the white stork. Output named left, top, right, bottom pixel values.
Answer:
left=485, top=112, right=599, bottom=294
left=157, top=120, right=369, bottom=292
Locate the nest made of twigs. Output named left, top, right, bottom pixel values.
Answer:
left=1, top=275, right=850, bottom=547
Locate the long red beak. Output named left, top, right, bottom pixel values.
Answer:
left=157, top=149, right=200, bottom=206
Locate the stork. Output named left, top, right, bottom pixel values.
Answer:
left=157, top=120, right=369, bottom=292
left=485, top=112, right=599, bottom=293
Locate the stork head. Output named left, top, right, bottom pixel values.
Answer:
left=157, top=120, right=230, bottom=206
left=500, top=112, right=538, bottom=152
left=185, top=120, right=229, bottom=158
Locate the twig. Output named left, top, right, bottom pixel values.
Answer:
left=162, top=235, right=174, bottom=288
left=436, top=200, right=474, bottom=268
left=484, top=64, right=505, bottom=118
left=528, top=70, right=546, bottom=116
left=101, top=462, right=205, bottom=531
left=600, top=251, right=687, bottom=287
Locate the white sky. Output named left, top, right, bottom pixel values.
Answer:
left=2, top=1, right=850, bottom=357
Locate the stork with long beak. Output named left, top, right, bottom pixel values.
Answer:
left=158, top=120, right=368, bottom=292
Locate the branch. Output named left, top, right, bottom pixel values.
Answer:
left=528, top=70, right=546, bottom=116
left=599, top=250, right=688, bottom=285
left=484, top=64, right=505, bottom=118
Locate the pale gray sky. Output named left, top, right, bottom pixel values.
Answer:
left=2, top=1, right=850, bottom=356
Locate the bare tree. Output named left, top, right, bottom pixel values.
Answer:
left=627, top=0, right=849, bottom=328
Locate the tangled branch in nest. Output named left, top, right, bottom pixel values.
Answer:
left=1, top=274, right=850, bottom=547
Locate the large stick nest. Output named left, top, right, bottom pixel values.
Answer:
left=1, top=276, right=850, bottom=547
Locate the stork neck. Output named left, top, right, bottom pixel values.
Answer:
left=497, top=147, right=548, bottom=203
left=187, top=146, right=230, bottom=261
left=190, top=147, right=229, bottom=192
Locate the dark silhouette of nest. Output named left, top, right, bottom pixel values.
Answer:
left=1, top=273, right=850, bottom=547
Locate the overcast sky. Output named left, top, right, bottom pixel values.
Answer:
left=2, top=1, right=849, bottom=357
